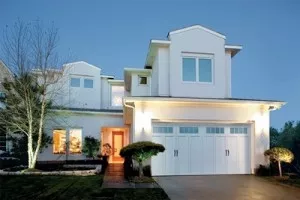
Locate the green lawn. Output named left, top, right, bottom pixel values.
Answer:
left=0, top=175, right=170, bottom=200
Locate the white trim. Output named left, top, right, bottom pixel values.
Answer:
left=50, top=109, right=123, bottom=116
left=168, top=25, right=226, bottom=39
left=108, top=79, right=124, bottom=84
left=101, top=75, right=115, bottom=79
left=225, top=45, right=243, bottom=50
left=63, top=61, right=101, bottom=71
left=124, top=68, right=152, bottom=74
left=150, top=39, right=171, bottom=46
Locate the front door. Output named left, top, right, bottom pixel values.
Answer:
left=112, top=131, right=124, bottom=162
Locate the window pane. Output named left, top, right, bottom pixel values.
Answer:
left=139, top=76, right=147, bottom=85
left=244, top=128, right=248, bottom=134
left=230, top=128, right=234, bottom=134
left=111, top=85, right=124, bottom=107
left=180, top=126, right=198, bottom=134
left=182, top=58, right=196, bottom=81
left=70, top=78, right=80, bottom=87
left=53, top=130, right=66, bottom=154
left=199, top=59, right=212, bottom=82
left=153, top=127, right=173, bottom=134
left=84, top=79, right=93, bottom=88
left=69, top=129, right=82, bottom=154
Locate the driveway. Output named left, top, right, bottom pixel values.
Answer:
left=155, top=175, right=300, bottom=200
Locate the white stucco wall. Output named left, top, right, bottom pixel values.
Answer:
left=101, top=77, right=111, bottom=109
left=225, top=52, right=232, bottom=97
left=131, top=101, right=271, bottom=172
left=38, top=112, right=124, bottom=161
left=168, top=28, right=227, bottom=98
left=158, top=48, right=170, bottom=96
left=131, top=74, right=151, bottom=96
left=151, top=51, right=159, bottom=96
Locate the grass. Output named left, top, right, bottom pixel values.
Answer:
left=0, top=175, right=170, bottom=200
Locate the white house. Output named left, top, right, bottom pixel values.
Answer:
left=36, top=25, right=285, bottom=176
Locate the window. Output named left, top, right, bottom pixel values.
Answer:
left=138, top=76, right=148, bottom=85
left=182, top=56, right=213, bottom=83
left=179, top=126, right=198, bottom=134
left=111, top=85, right=124, bottom=107
left=70, top=78, right=80, bottom=87
left=69, top=129, right=82, bottom=154
left=230, top=127, right=248, bottom=134
left=199, top=59, right=212, bottom=82
left=84, top=79, right=93, bottom=88
left=206, top=127, right=224, bottom=134
left=182, top=58, right=196, bottom=81
left=53, top=130, right=66, bottom=154
left=153, top=127, right=173, bottom=134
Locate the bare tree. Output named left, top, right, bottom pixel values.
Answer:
left=0, top=20, right=66, bottom=168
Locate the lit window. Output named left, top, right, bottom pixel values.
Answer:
left=84, top=79, right=93, bottom=88
left=138, top=76, right=148, bottom=85
left=206, top=127, right=224, bottom=134
left=111, top=85, right=124, bottom=107
left=182, top=58, right=196, bottom=81
left=199, top=59, right=212, bottom=82
left=53, top=130, right=66, bottom=154
left=179, top=127, right=198, bottom=134
left=70, top=78, right=80, bottom=87
left=153, top=127, right=173, bottom=134
left=69, top=129, right=82, bottom=154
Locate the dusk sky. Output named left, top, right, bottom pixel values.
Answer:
left=1, top=0, right=300, bottom=128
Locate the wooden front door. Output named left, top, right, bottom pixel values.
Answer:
left=112, top=131, right=124, bottom=162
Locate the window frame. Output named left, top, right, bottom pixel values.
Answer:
left=70, top=77, right=81, bottom=88
left=69, top=129, right=83, bottom=154
left=53, top=129, right=67, bottom=154
left=181, top=54, right=214, bottom=84
left=110, top=84, right=124, bottom=107
left=83, top=78, right=94, bottom=89
left=138, top=75, right=148, bottom=85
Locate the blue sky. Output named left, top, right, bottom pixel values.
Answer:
left=1, top=0, right=300, bottom=128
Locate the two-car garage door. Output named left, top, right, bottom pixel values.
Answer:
left=151, top=123, right=251, bottom=176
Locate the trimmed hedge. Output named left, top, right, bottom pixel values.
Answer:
left=120, top=141, right=165, bottom=158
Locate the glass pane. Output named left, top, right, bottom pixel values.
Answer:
left=216, top=128, right=220, bottom=133
left=153, top=127, right=173, bottom=134
left=234, top=128, right=239, bottom=133
left=230, top=128, right=234, bottom=134
left=84, top=79, right=93, bottom=88
left=182, top=58, right=196, bottom=81
left=70, top=78, right=80, bottom=87
left=69, top=129, right=82, bottom=154
left=53, top=130, right=66, bottom=154
left=199, top=59, right=212, bottom=82
left=139, top=76, right=147, bottom=84
left=220, top=128, right=224, bottom=133
left=180, top=127, right=198, bottom=134
left=244, top=128, right=248, bottom=134
left=111, top=86, right=124, bottom=107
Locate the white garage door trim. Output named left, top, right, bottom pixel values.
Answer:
left=151, top=122, right=251, bottom=176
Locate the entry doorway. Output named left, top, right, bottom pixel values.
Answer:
left=112, top=131, right=124, bottom=162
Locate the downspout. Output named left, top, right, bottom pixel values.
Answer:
left=123, top=99, right=135, bottom=143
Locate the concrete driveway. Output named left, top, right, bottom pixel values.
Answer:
left=155, top=175, right=300, bottom=200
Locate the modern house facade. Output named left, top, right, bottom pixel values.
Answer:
left=1, top=25, right=285, bottom=176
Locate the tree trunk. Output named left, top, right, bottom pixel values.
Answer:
left=278, top=161, right=282, bottom=177
left=138, top=162, right=144, bottom=178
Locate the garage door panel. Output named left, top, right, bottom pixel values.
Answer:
left=190, top=136, right=203, bottom=174
left=203, top=136, right=215, bottom=174
left=227, top=137, right=238, bottom=174
left=177, top=136, right=189, bottom=174
left=215, top=137, right=227, bottom=174
left=152, top=136, right=166, bottom=176
left=238, top=136, right=250, bottom=174
left=165, top=136, right=176, bottom=175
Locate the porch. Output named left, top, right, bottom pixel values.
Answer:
left=101, top=127, right=129, bottom=164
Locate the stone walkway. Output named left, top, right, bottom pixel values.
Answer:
left=102, top=164, right=159, bottom=188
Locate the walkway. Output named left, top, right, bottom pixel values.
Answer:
left=102, top=163, right=159, bottom=188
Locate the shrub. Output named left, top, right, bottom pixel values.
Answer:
left=120, top=141, right=165, bottom=177
left=82, top=136, right=100, bottom=159
left=255, top=165, right=271, bottom=176
left=265, top=147, right=294, bottom=177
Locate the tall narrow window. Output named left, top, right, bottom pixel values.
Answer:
left=69, top=129, right=82, bottom=154
left=84, top=79, right=93, bottom=88
left=70, top=78, right=80, bottom=87
left=53, top=130, right=67, bottom=154
left=199, top=59, right=212, bottom=82
left=182, top=58, right=196, bottom=81
left=111, top=85, right=124, bottom=107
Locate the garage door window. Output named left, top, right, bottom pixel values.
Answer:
left=153, top=127, right=173, bottom=134
left=230, top=127, right=247, bottom=134
left=206, top=127, right=224, bottom=134
left=179, top=127, right=198, bottom=134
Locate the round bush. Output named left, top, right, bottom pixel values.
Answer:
left=120, top=141, right=165, bottom=158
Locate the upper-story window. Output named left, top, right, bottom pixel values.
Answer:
left=111, top=85, right=124, bottom=107
left=84, top=79, right=94, bottom=88
left=70, top=78, right=80, bottom=87
left=182, top=56, right=213, bottom=83
left=138, top=76, right=148, bottom=85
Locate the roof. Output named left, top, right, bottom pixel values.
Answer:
left=167, top=25, right=226, bottom=39
left=124, top=96, right=286, bottom=110
left=63, top=61, right=101, bottom=71
left=145, top=40, right=171, bottom=67
left=225, top=45, right=243, bottom=57
left=51, top=107, right=123, bottom=114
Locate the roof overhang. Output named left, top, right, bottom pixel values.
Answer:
left=167, top=25, right=226, bottom=39
left=108, top=79, right=124, bottom=85
left=225, top=45, right=242, bottom=57
left=124, top=96, right=286, bottom=111
left=145, top=40, right=171, bottom=67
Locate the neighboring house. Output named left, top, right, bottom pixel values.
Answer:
left=0, top=60, right=13, bottom=152
left=38, top=25, right=285, bottom=176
